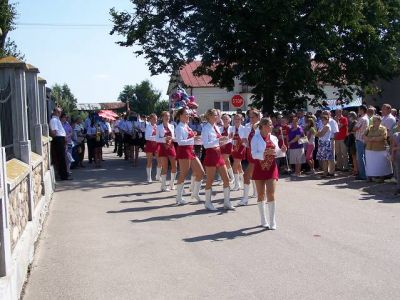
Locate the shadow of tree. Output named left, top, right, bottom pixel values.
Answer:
left=182, top=226, right=268, bottom=242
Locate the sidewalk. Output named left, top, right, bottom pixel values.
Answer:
left=23, top=148, right=400, bottom=299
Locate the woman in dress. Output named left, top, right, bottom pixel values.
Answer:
left=87, top=119, right=104, bottom=168
left=364, top=115, right=392, bottom=182
left=305, top=117, right=317, bottom=174
left=220, top=114, right=235, bottom=182
left=238, top=109, right=261, bottom=206
left=231, top=114, right=246, bottom=190
left=288, top=116, right=306, bottom=177
left=316, top=115, right=333, bottom=177
left=251, top=117, right=287, bottom=229
left=156, top=111, right=177, bottom=191
left=201, top=109, right=235, bottom=211
left=144, top=113, right=161, bottom=183
left=175, top=108, right=205, bottom=205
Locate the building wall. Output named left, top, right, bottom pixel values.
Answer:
left=365, top=77, right=400, bottom=108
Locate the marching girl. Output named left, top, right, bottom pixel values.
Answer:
left=144, top=113, right=162, bottom=183
left=251, top=117, right=287, bottom=229
left=231, top=114, right=246, bottom=190
left=201, top=109, right=235, bottom=211
left=220, top=114, right=235, bottom=182
left=174, top=108, right=205, bottom=205
left=238, top=109, right=262, bottom=206
left=156, top=111, right=177, bottom=191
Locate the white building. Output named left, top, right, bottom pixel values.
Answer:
left=168, top=61, right=361, bottom=114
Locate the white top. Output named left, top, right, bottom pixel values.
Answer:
left=382, top=114, right=396, bottom=131
left=328, top=118, right=339, bottom=138
left=219, top=125, right=235, bottom=138
left=319, top=124, right=332, bottom=141
left=232, top=125, right=247, bottom=139
left=135, top=120, right=147, bottom=133
left=175, top=122, right=195, bottom=146
left=156, top=123, right=175, bottom=143
left=49, top=116, right=66, bottom=137
left=242, top=123, right=259, bottom=147
left=251, top=132, right=285, bottom=160
left=145, top=124, right=157, bottom=142
left=201, top=122, right=221, bottom=149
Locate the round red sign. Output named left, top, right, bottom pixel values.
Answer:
left=231, top=94, right=244, bottom=108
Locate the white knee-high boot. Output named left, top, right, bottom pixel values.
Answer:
left=170, top=173, right=176, bottom=190
left=161, top=175, right=170, bottom=192
left=175, top=183, right=187, bottom=205
left=239, top=173, right=244, bottom=189
left=258, top=201, right=269, bottom=228
left=268, top=201, right=277, bottom=230
left=232, top=174, right=240, bottom=191
left=238, top=184, right=250, bottom=206
left=251, top=180, right=258, bottom=198
left=223, top=187, right=235, bottom=210
left=146, top=168, right=152, bottom=183
left=191, top=180, right=202, bottom=202
left=204, top=189, right=217, bottom=211
left=155, top=167, right=161, bottom=181
left=227, top=167, right=235, bottom=182
left=189, top=176, right=195, bottom=192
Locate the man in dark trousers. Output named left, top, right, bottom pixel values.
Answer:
left=49, top=107, right=72, bottom=180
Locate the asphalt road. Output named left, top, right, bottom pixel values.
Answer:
left=23, top=148, right=400, bottom=300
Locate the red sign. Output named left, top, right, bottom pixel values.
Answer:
left=231, top=94, right=244, bottom=108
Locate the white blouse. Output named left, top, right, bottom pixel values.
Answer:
left=251, top=132, right=285, bottom=160
left=201, top=122, right=221, bottom=149
left=175, top=122, right=195, bottom=146
left=145, top=124, right=157, bottom=142
left=219, top=125, right=235, bottom=141
left=232, top=125, right=247, bottom=139
left=155, top=123, right=175, bottom=144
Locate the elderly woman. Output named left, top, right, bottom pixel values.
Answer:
left=364, top=116, right=393, bottom=182
left=315, top=115, right=333, bottom=177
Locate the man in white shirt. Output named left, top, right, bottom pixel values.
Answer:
left=381, top=103, right=396, bottom=136
left=353, top=105, right=369, bottom=180
left=49, top=107, right=71, bottom=180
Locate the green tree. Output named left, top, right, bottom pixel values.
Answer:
left=118, top=80, right=162, bottom=115
left=0, top=0, right=24, bottom=59
left=110, top=0, right=400, bottom=113
left=51, top=84, right=78, bottom=115
left=154, top=100, right=170, bottom=116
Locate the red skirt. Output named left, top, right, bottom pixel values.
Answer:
left=204, top=147, right=225, bottom=167
left=246, top=148, right=256, bottom=164
left=252, top=160, right=279, bottom=180
left=232, top=145, right=246, bottom=160
left=220, top=143, right=233, bottom=155
left=158, top=143, right=176, bottom=157
left=176, top=145, right=196, bottom=160
left=144, top=141, right=159, bottom=154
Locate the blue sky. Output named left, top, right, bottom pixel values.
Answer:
left=9, top=0, right=170, bottom=103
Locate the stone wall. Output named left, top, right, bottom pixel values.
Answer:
left=8, top=178, right=30, bottom=250
left=42, top=141, right=49, bottom=171
left=32, top=164, right=43, bottom=207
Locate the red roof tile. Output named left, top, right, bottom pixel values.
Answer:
left=180, top=61, right=214, bottom=88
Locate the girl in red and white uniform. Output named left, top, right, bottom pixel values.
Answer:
left=231, top=114, right=246, bottom=191
left=238, top=109, right=262, bottom=206
left=251, top=117, right=287, bottom=229
left=156, top=111, right=177, bottom=191
left=201, top=109, right=235, bottom=211
left=174, top=108, right=205, bottom=205
left=144, top=113, right=161, bottom=183
left=219, top=114, right=235, bottom=182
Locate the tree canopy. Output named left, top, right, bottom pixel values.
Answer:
left=110, top=0, right=400, bottom=113
left=118, top=80, right=163, bottom=115
left=0, top=0, right=24, bottom=59
left=51, top=84, right=78, bottom=115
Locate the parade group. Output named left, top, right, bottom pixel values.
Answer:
left=49, top=99, right=400, bottom=230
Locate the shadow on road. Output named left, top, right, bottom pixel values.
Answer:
left=130, top=209, right=219, bottom=223
left=182, top=226, right=268, bottom=242
left=317, top=175, right=400, bottom=204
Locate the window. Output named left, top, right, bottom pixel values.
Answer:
left=213, top=101, right=230, bottom=111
